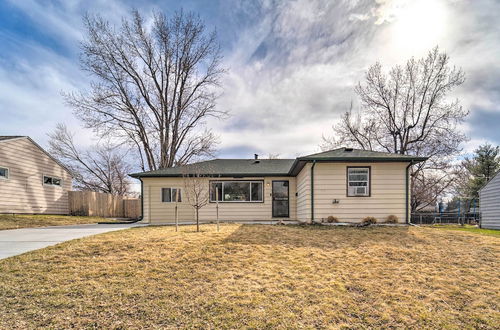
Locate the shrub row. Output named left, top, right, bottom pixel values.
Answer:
left=320, top=215, right=400, bottom=225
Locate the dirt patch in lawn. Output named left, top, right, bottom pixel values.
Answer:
left=0, top=214, right=106, bottom=230
left=0, top=224, right=498, bottom=328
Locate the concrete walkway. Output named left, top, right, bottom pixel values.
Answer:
left=0, top=223, right=145, bottom=260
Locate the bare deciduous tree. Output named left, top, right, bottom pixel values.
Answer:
left=323, top=47, right=468, bottom=211
left=66, top=10, right=226, bottom=172
left=183, top=174, right=210, bottom=233
left=267, top=153, right=281, bottom=159
left=182, top=164, right=212, bottom=232
left=48, top=124, right=132, bottom=195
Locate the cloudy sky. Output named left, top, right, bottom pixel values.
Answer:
left=1, top=0, right=499, bottom=162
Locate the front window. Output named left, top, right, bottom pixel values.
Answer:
left=43, top=175, right=61, bottom=186
left=162, top=188, right=182, bottom=202
left=347, top=167, right=370, bottom=196
left=210, top=181, right=263, bottom=202
left=0, top=167, right=8, bottom=179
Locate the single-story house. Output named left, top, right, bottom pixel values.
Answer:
left=479, top=171, right=500, bottom=229
left=0, top=136, right=72, bottom=214
left=130, top=148, right=427, bottom=224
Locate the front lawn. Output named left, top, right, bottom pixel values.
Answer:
left=0, top=224, right=498, bottom=328
left=0, top=214, right=107, bottom=230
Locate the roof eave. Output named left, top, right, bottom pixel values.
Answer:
left=297, top=156, right=428, bottom=162
left=130, top=172, right=293, bottom=178
left=0, top=136, right=28, bottom=143
left=478, top=170, right=500, bottom=192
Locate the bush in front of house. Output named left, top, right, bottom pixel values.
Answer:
left=361, top=216, right=378, bottom=225
left=385, top=215, right=399, bottom=224
left=326, top=216, right=339, bottom=223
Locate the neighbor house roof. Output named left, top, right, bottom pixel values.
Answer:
left=130, top=147, right=428, bottom=178
left=0, top=136, right=26, bottom=142
left=130, top=159, right=296, bottom=178
left=478, top=170, right=500, bottom=192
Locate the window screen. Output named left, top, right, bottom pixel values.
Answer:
left=162, top=188, right=172, bottom=202
left=162, top=188, right=181, bottom=202
left=347, top=167, right=370, bottom=196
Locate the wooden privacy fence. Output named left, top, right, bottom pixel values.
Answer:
left=68, top=191, right=141, bottom=218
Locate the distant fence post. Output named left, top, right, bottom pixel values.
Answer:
left=68, top=191, right=140, bottom=218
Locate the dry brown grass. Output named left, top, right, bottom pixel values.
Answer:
left=0, top=224, right=498, bottom=329
left=0, top=214, right=106, bottom=230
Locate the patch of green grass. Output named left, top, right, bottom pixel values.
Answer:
left=431, top=224, right=500, bottom=237
left=0, top=214, right=106, bottom=230
left=0, top=224, right=499, bottom=328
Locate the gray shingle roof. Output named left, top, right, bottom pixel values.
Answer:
left=130, top=148, right=428, bottom=178
left=298, top=147, right=428, bottom=162
left=130, top=159, right=296, bottom=178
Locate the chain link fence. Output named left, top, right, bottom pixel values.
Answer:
left=411, top=212, right=480, bottom=225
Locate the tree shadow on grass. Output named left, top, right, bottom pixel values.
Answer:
left=221, top=224, right=418, bottom=250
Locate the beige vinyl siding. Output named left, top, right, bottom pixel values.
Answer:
left=299, top=162, right=408, bottom=223
left=0, top=138, right=72, bottom=214
left=296, top=163, right=310, bottom=222
left=141, top=161, right=409, bottom=224
left=142, top=176, right=296, bottom=223
left=142, top=178, right=195, bottom=224
left=479, top=173, right=500, bottom=229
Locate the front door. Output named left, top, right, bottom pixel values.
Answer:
left=272, top=180, right=289, bottom=217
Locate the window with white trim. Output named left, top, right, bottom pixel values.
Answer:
left=347, top=167, right=370, bottom=196
left=43, top=175, right=61, bottom=186
left=162, top=188, right=182, bottom=202
left=0, top=167, right=8, bottom=179
left=210, top=181, right=263, bottom=202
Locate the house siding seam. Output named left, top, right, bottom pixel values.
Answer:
left=296, top=163, right=311, bottom=222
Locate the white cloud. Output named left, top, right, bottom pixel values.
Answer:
left=211, top=0, right=500, bottom=158
left=1, top=0, right=499, bottom=164
left=0, top=0, right=138, bottom=148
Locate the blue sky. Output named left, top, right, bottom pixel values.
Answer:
left=1, top=0, right=499, bottom=161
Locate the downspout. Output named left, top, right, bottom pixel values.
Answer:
left=311, top=160, right=316, bottom=224
left=405, top=161, right=414, bottom=224
left=139, top=177, right=144, bottom=221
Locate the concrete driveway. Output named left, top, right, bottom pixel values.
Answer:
left=0, top=223, right=145, bottom=260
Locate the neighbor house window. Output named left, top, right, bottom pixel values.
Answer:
left=210, top=181, right=263, bottom=202
left=0, top=167, right=8, bottom=179
left=43, top=175, right=61, bottom=186
left=162, top=188, right=182, bottom=203
left=347, top=167, right=370, bottom=197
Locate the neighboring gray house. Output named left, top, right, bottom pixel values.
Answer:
left=479, top=171, right=500, bottom=230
